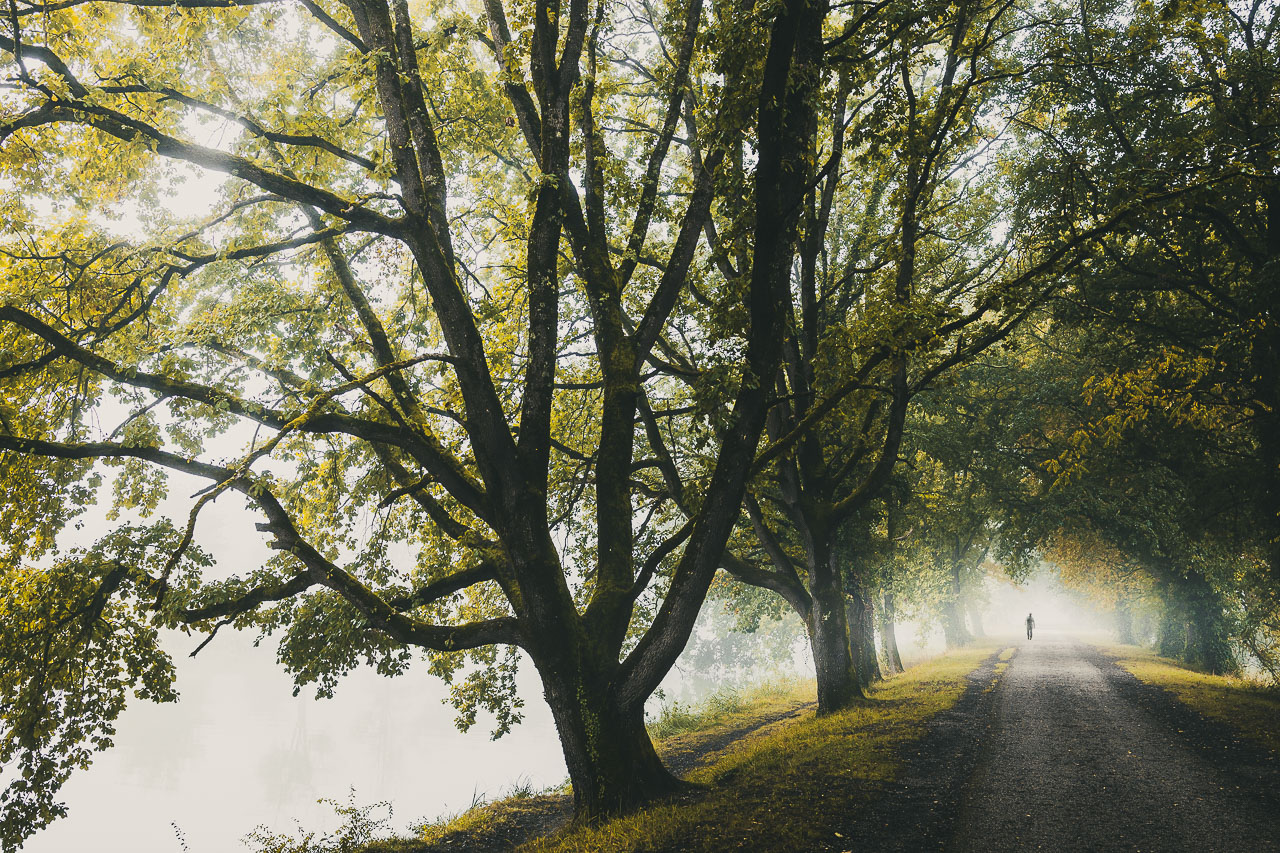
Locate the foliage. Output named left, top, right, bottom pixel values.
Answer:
left=0, top=523, right=208, bottom=848
left=245, top=791, right=394, bottom=853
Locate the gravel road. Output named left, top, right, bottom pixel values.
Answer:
left=843, top=638, right=1280, bottom=852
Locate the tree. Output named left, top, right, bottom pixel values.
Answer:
left=1020, top=0, right=1280, bottom=586
left=717, top=0, right=1112, bottom=711
left=0, top=0, right=828, bottom=837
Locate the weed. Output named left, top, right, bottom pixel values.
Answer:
left=245, top=789, right=393, bottom=853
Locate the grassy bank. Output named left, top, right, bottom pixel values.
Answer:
left=1103, top=644, right=1280, bottom=754
left=354, top=643, right=1003, bottom=853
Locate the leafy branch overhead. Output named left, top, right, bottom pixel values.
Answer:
left=1, top=0, right=1277, bottom=845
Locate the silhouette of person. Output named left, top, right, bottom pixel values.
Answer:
left=1025, top=612, right=1035, bottom=640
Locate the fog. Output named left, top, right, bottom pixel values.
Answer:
left=23, top=490, right=573, bottom=853
left=983, top=569, right=1113, bottom=640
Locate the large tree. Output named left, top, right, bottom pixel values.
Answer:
left=0, top=0, right=828, bottom=838
left=716, top=0, right=1116, bottom=712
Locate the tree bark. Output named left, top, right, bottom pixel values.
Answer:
left=967, top=600, right=986, bottom=639
left=941, top=563, right=972, bottom=648
left=1182, top=572, right=1237, bottom=675
left=1114, top=597, right=1136, bottom=644
left=877, top=590, right=905, bottom=674
left=1157, top=598, right=1187, bottom=659
left=847, top=586, right=881, bottom=688
left=807, top=563, right=863, bottom=712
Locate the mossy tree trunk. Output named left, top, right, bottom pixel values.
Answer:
left=807, top=547, right=864, bottom=712
left=847, top=586, right=881, bottom=688
left=1182, top=572, right=1236, bottom=675
left=539, top=662, right=686, bottom=819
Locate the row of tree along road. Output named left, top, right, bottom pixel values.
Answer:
left=0, top=0, right=1276, bottom=845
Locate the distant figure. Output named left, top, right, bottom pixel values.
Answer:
left=1026, top=612, right=1035, bottom=640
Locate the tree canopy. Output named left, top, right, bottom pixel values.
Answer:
left=1, top=0, right=1277, bottom=845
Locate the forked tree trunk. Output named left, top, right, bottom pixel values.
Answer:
left=878, top=591, right=905, bottom=675
left=540, top=665, right=686, bottom=820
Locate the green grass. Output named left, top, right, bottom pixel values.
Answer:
left=523, top=644, right=1002, bottom=853
left=1103, top=644, right=1280, bottom=754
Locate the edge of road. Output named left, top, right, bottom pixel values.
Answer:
left=832, top=644, right=1012, bottom=852
left=1085, top=644, right=1280, bottom=812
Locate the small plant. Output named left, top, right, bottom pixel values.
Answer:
left=506, top=775, right=537, bottom=800
left=244, top=789, right=393, bottom=853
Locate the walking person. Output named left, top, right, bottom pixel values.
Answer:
left=1025, top=612, right=1035, bottom=640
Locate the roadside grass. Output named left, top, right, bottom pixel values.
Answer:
left=1104, top=644, right=1280, bottom=754
left=367, top=780, right=570, bottom=853
left=521, top=643, right=1001, bottom=853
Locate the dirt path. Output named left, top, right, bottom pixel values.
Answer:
left=846, top=638, right=1280, bottom=852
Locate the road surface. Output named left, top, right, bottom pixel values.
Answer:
left=845, top=638, right=1280, bottom=852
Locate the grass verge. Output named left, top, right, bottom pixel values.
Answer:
left=522, top=643, right=1001, bottom=853
left=1103, top=644, right=1280, bottom=754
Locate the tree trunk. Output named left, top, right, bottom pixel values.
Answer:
left=941, top=562, right=972, bottom=649
left=1114, top=597, right=1136, bottom=644
left=877, top=591, right=905, bottom=675
left=847, top=586, right=881, bottom=689
left=1157, top=601, right=1186, bottom=659
left=1183, top=573, right=1236, bottom=675
left=541, top=666, right=686, bottom=820
left=967, top=601, right=986, bottom=639
left=941, top=600, right=971, bottom=648
left=1251, top=327, right=1280, bottom=590
left=807, top=572, right=863, bottom=712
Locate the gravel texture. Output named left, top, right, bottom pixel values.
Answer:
left=848, top=638, right=1280, bottom=853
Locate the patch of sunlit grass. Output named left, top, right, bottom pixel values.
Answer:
left=1105, top=644, right=1280, bottom=754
